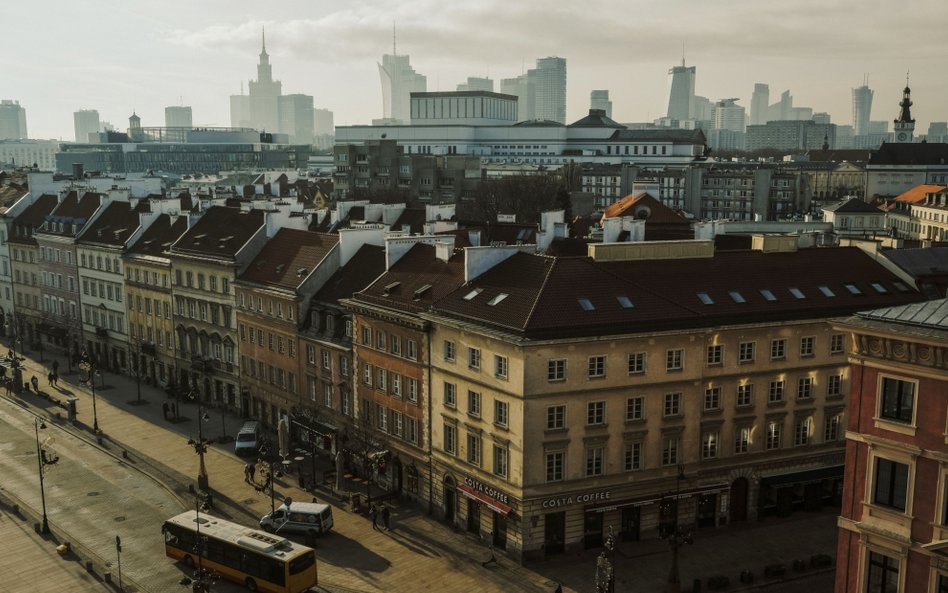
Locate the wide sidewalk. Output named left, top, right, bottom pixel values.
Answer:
left=10, top=344, right=838, bottom=593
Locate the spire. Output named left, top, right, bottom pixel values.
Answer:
left=896, top=72, right=915, bottom=124
left=261, top=26, right=267, bottom=55
left=392, top=20, right=396, bottom=56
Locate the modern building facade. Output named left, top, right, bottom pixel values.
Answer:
left=501, top=57, right=567, bottom=124
left=590, top=90, right=613, bottom=120
left=666, top=61, right=696, bottom=122
left=750, top=84, right=769, bottom=126
left=457, top=77, right=494, bottom=93
left=853, top=84, right=874, bottom=138
left=0, top=100, right=28, bottom=141
left=165, top=106, right=193, bottom=129
left=378, top=53, right=427, bottom=124
left=279, top=94, right=314, bottom=144
left=74, top=110, right=101, bottom=143
left=833, top=298, right=948, bottom=593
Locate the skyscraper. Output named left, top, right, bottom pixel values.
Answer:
left=590, top=90, right=612, bottom=119
left=73, top=109, right=101, bottom=142
left=712, top=99, right=745, bottom=132
left=165, top=106, right=193, bottom=128
left=0, top=100, right=28, bottom=140
left=378, top=51, right=427, bottom=124
left=500, top=74, right=535, bottom=121
left=248, top=29, right=282, bottom=133
left=666, top=60, right=695, bottom=121
left=750, top=83, right=769, bottom=126
left=852, top=82, right=873, bottom=137
left=457, top=77, right=494, bottom=92
left=230, top=85, right=251, bottom=129
left=278, top=94, right=314, bottom=144
left=533, top=57, right=567, bottom=124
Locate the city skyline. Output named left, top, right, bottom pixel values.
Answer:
left=6, top=0, right=948, bottom=140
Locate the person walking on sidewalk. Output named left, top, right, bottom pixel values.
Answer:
left=370, top=505, right=379, bottom=530
left=47, top=371, right=54, bottom=386
left=30, top=375, right=38, bottom=392
left=162, top=402, right=169, bottom=420
left=244, top=463, right=253, bottom=483
left=381, top=506, right=391, bottom=531
left=248, top=463, right=256, bottom=483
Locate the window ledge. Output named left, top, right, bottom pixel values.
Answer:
left=872, top=417, right=917, bottom=438
left=766, top=400, right=786, bottom=408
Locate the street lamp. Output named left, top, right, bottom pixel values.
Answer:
left=258, top=441, right=286, bottom=515
left=5, top=321, right=23, bottom=393
left=80, top=350, right=102, bottom=434
left=187, top=389, right=210, bottom=491
left=595, top=526, right=616, bottom=593
left=34, top=418, right=57, bottom=534
left=662, top=462, right=694, bottom=593
left=190, top=494, right=213, bottom=593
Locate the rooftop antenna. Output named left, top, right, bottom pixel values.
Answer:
left=262, top=26, right=266, bottom=52
left=393, top=20, right=396, bottom=56
left=682, top=42, right=686, bottom=67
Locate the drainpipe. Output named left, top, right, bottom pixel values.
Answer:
left=426, top=323, right=434, bottom=516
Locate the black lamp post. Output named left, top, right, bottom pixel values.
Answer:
left=187, top=389, right=210, bottom=491
left=34, top=418, right=54, bottom=534
left=595, top=526, right=616, bottom=593
left=190, top=494, right=212, bottom=593
left=663, top=462, right=694, bottom=593
left=80, top=350, right=101, bottom=433
left=258, top=441, right=286, bottom=515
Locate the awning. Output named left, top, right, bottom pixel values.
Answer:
left=587, top=482, right=730, bottom=513
left=760, top=466, right=843, bottom=488
left=458, top=483, right=511, bottom=516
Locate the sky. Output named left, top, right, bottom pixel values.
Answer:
left=6, top=0, right=948, bottom=141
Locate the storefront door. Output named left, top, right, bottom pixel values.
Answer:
left=492, top=512, right=507, bottom=550
left=621, top=506, right=641, bottom=541
left=544, top=512, right=565, bottom=556
left=444, top=477, right=456, bottom=524
left=697, top=494, right=717, bottom=528
left=729, top=477, right=748, bottom=522
left=467, top=498, right=480, bottom=534
left=583, top=511, right=603, bottom=549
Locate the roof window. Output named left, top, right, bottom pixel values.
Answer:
left=789, top=288, right=806, bottom=299
left=413, top=284, right=432, bottom=300
left=845, top=283, right=863, bottom=295
left=818, top=286, right=835, bottom=297
left=487, top=293, right=509, bottom=306
left=759, top=289, right=777, bottom=302
left=463, top=288, right=483, bottom=301
left=616, top=296, right=634, bottom=309
left=697, top=292, right=714, bottom=305
left=870, top=283, right=888, bottom=294
left=728, top=291, right=746, bottom=304
left=578, top=298, right=595, bottom=311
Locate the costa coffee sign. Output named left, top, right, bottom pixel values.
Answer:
left=464, top=476, right=509, bottom=505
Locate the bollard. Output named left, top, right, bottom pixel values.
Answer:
left=104, top=572, right=111, bottom=584
left=85, top=561, right=94, bottom=572
left=34, top=522, right=41, bottom=534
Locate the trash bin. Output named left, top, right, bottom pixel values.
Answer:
left=352, top=493, right=361, bottom=512
left=66, top=399, right=77, bottom=422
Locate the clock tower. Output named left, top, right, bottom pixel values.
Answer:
left=893, top=75, right=915, bottom=143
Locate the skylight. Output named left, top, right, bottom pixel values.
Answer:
left=818, top=286, right=835, bottom=297
left=463, top=288, right=483, bottom=301
left=697, top=292, right=714, bottom=305
left=871, top=283, right=888, bottom=294
left=759, top=289, right=777, bottom=302
left=487, top=293, right=509, bottom=306
left=413, top=284, right=432, bottom=300
left=845, top=283, right=863, bottom=295
left=616, top=296, right=634, bottom=309
left=728, top=291, right=746, bottom=304
left=789, top=288, right=806, bottom=299
left=578, top=298, right=595, bottom=311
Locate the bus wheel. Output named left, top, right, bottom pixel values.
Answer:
left=245, top=577, right=258, bottom=592
left=262, top=524, right=274, bottom=533
left=182, top=555, right=194, bottom=568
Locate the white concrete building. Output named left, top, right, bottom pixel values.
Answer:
left=74, top=110, right=101, bottom=143
left=0, top=100, right=28, bottom=141
left=0, top=140, right=60, bottom=171
left=378, top=53, right=427, bottom=124
left=164, top=106, right=193, bottom=129
left=590, top=90, right=612, bottom=120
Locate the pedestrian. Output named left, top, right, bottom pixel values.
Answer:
left=30, top=375, right=38, bottom=392
left=381, top=506, right=391, bottom=531
left=171, top=402, right=177, bottom=419
left=370, top=505, right=379, bottom=530
left=162, top=402, right=169, bottom=420
left=244, top=463, right=252, bottom=483
left=248, top=463, right=256, bottom=482
left=53, top=372, right=59, bottom=387
left=47, top=371, right=54, bottom=386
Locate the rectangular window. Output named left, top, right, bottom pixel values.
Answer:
left=546, top=451, right=564, bottom=482
left=407, top=378, right=418, bottom=403
left=737, top=384, right=753, bottom=407
left=376, top=368, right=387, bottom=392
left=321, top=350, right=330, bottom=370
left=406, top=418, right=418, bottom=444
left=704, top=387, right=721, bottom=411
left=376, top=330, right=386, bottom=350
left=830, top=334, right=844, bottom=354
left=494, top=355, right=508, bottom=379
left=443, top=424, right=457, bottom=455
left=627, top=352, right=646, bottom=375
left=707, top=344, right=723, bottom=366
left=588, top=355, right=606, bottom=378
left=548, top=359, right=566, bottom=382
left=391, top=374, right=402, bottom=397
left=444, top=382, right=456, bottom=408
left=494, top=400, right=508, bottom=428
left=547, top=405, right=565, bottom=430
left=468, top=347, right=481, bottom=370
left=662, top=436, right=679, bottom=466
left=827, top=374, right=842, bottom=398
left=769, top=380, right=785, bottom=403
left=306, top=345, right=316, bottom=364
left=866, top=551, right=899, bottom=593
left=323, top=384, right=333, bottom=408
left=585, top=447, right=604, bottom=477
left=766, top=421, right=782, bottom=450
left=587, top=401, right=605, bottom=425
left=794, top=418, right=811, bottom=446
left=493, top=445, right=508, bottom=478
left=797, top=377, right=812, bottom=400
left=406, top=340, right=417, bottom=360
left=663, top=393, right=681, bottom=417
left=625, top=396, right=644, bottom=421
left=443, top=340, right=455, bottom=361
left=666, top=349, right=683, bottom=371
left=735, top=426, right=750, bottom=454
left=879, top=376, right=915, bottom=423
left=739, top=341, right=755, bottom=363
left=362, top=363, right=373, bottom=386
left=392, top=411, right=403, bottom=437
left=799, top=336, right=815, bottom=358
left=467, top=390, right=481, bottom=417
left=702, top=431, right=719, bottom=459
left=466, top=433, right=482, bottom=466
left=624, top=443, right=642, bottom=471
left=361, top=326, right=371, bottom=345
left=824, top=414, right=841, bottom=442
left=390, top=335, right=401, bottom=355
left=873, top=458, right=909, bottom=511
left=770, top=339, right=787, bottom=360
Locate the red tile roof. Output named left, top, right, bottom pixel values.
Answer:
left=893, top=184, right=947, bottom=204
left=239, top=229, right=339, bottom=290
left=602, top=192, right=689, bottom=225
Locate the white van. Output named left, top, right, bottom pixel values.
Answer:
left=260, top=499, right=333, bottom=535
left=234, top=421, right=261, bottom=457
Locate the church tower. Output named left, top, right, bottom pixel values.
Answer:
left=893, top=75, right=915, bottom=143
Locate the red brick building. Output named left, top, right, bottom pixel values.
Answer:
left=834, top=298, right=948, bottom=593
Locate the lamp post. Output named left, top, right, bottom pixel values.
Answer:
left=34, top=418, right=55, bottom=534
left=132, top=340, right=142, bottom=405
left=258, top=441, right=286, bottom=515
left=595, top=526, right=616, bottom=593
left=663, top=462, right=694, bottom=593
left=80, top=350, right=101, bottom=433
left=187, top=389, right=210, bottom=491
left=190, top=494, right=212, bottom=593
left=5, top=321, right=23, bottom=393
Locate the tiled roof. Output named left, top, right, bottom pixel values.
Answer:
left=312, top=245, right=385, bottom=305
left=172, top=206, right=265, bottom=258
left=869, top=142, right=948, bottom=166
left=8, top=194, right=57, bottom=245
left=239, top=229, right=339, bottom=290
left=857, top=297, right=948, bottom=330
left=611, top=128, right=707, bottom=145
left=602, top=192, right=690, bottom=224
left=127, top=214, right=189, bottom=257
left=50, top=191, right=101, bottom=220
left=568, top=111, right=625, bottom=129
left=821, top=197, right=883, bottom=213
left=390, top=208, right=427, bottom=234
left=893, top=184, right=947, bottom=204
left=353, top=243, right=465, bottom=313
left=432, top=247, right=924, bottom=338
left=882, top=247, right=948, bottom=276
left=77, top=201, right=141, bottom=246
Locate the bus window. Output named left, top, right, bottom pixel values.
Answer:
left=290, top=551, right=316, bottom=575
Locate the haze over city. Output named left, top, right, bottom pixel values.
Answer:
left=7, top=0, right=948, bottom=140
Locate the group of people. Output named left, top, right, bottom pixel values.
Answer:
left=243, top=462, right=257, bottom=483
left=369, top=504, right=392, bottom=531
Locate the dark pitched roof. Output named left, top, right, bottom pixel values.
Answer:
left=822, top=197, right=884, bottom=213
left=312, top=245, right=386, bottom=305
left=390, top=208, right=427, bottom=234
left=869, top=142, right=948, bottom=166
left=804, top=149, right=872, bottom=163
left=610, top=128, right=707, bottom=145
left=172, top=206, right=265, bottom=258
left=602, top=192, right=690, bottom=225
left=77, top=201, right=141, bottom=246
left=513, top=119, right=566, bottom=128
left=127, top=214, right=189, bottom=258
left=8, top=194, right=57, bottom=245
left=882, top=247, right=948, bottom=276
left=431, top=247, right=924, bottom=339
left=239, top=229, right=338, bottom=290
left=51, top=191, right=101, bottom=220
left=568, top=110, right=625, bottom=129
left=353, top=243, right=465, bottom=314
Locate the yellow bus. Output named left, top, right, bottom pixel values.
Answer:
left=162, top=510, right=317, bottom=593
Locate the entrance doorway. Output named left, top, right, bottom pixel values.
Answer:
left=492, top=512, right=507, bottom=550
left=466, top=498, right=480, bottom=534
left=544, top=512, right=565, bottom=556
left=729, top=477, right=748, bottom=522
left=583, top=511, right=603, bottom=548
left=392, top=458, right=403, bottom=495
left=621, top=506, right=641, bottom=541
left=443, top=476, right=456, bottom=524
left=697, top=494, right=717, bottom=528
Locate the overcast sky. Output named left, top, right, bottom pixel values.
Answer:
left=7, top=0, right=948, bottom=140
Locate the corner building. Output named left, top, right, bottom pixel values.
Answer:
left=420, top=242, right=923, bottom=561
